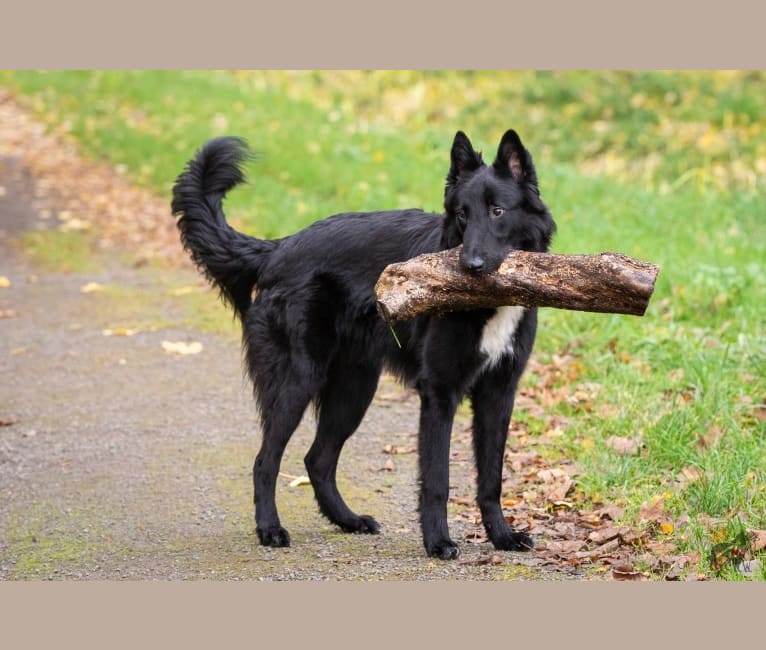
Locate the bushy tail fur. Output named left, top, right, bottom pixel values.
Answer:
left=171, top=137, right=276, bottom=318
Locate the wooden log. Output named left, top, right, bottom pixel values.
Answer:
left=375, top=246, right=660, bottom=323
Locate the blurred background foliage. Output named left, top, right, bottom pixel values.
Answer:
left=2, top=70, right=765, bottom=237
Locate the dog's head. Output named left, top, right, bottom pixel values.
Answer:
left=442, top=130, right=556, bottom=273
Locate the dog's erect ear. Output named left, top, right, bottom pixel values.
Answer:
left=447, top=131, right=483, bottom=188
left=493, top=129, right=529, bottom=181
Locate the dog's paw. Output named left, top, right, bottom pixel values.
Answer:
left=340, top=514, right=381, bottom=535
left=491, top=530, right=534, bottom=552
left=257, top=525, right=291, bottom=547
left=357, top=515, right=381, bottom=534
left=426, top=539, right=460, bottom=560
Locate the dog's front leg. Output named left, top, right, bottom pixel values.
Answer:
left=417, top=383, right=460, bottom=559
left=471, top=359, right=534, bottom=552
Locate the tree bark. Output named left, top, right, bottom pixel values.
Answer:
left=375, top=246, right=660, bottom=323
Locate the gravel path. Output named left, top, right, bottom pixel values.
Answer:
left=0, top=154, right=578, bottom=580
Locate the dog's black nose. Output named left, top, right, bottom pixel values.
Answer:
left=462, top=257, right=485, bottom=272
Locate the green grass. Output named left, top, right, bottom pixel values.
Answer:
left=79, top=278, right=241, bottom=338
left=3, top=70, right=765, bottom=579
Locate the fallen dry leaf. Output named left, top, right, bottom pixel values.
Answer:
left=370, top=459, right=397, bottom=472
left=684, top=573, right=708, bottom=582
left=698, top=424, right=724, bottom=448
left=588, top=526, right=630, bottom=545
left=505, top=450, right=541, bottom=473
left=606, top=435, right=642, bottom=456
left=639, top=496, right=666, bottom=524
left=668, top=368, right=685, bottom=382
left=621, top=528, right=650, bottom=547
left=0, top=276, right=11, bottom=288
left=161, top=340, right=203, bottom=355
left=545, top=479, right=574, bottom=502
left=464, top=528, right=489, bottom=544
left=594, top=504, right=625, bottom=521
left=103, top=328, right=138, bottom=337
left=577, top=511, right=603, bottom=528
left=547, top=499, right=575, bottom=511
left=666, top=556, right=689, bottom=576
left=612, top=563, right=644, bottom=581
left=677, top=465, right=703, bottom=486
left=551, top=521, right=577, bottom=539
left=646, top=541, right=676, bottom=556
left=0, top=309, right=17, bottom=318
left=538, top=468, right=570, bottom=483
left=60, top=217, right=91, bottom=232
left=573, top=538, right=622, bottom=561
left=750, top=529, right=766, bottom=552
left=652, top=554, right=694, bottom=580
left=544, top=540, right=586, bottom=555
left=382, top=444, right=416, bottom=455
left=507, top=516, right=532, bottom=532
left=592, top=538, right=622, bottom=556
left=675, top=513, right=691, bottom=530
left=80, top=282, right=104, bottom=293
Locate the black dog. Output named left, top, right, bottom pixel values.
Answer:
left=171, top=130, right=555, bottom=559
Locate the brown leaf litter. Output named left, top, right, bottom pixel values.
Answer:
left=447, top=354, right=709, bottom=581
left=0, top=90, right=189, bottom=267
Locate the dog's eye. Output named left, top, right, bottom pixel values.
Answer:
left=455, top=209, right=467, bottom=229
left=490, top=206, right=504, bottom=218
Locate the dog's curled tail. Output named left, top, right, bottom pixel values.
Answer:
left=171, top=136, right=276, bottom=319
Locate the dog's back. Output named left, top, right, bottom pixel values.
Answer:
left=257, top=208, right=443, bottom=290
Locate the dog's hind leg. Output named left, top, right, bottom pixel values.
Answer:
left=305, top=360, right=382, bottom=534
left=470, top=359, right=534, bottom=552
left=253, top=378, right=313, bottom=547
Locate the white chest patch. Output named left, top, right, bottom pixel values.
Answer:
left=479, top=306, right=526, bottom=368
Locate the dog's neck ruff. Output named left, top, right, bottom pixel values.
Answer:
left=480, top=306, right=526, bottom=368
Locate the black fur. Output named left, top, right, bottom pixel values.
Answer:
left=171, top=131, right=556, bottom=559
